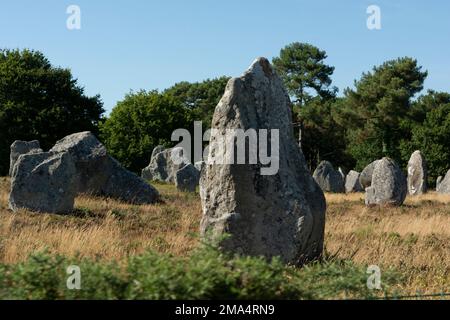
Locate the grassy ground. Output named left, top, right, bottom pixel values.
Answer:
left=325, top=193, right=449, bottom=296
left=0, top=176, right=448, bottom=299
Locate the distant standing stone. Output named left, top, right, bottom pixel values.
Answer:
left=9, top=151, right=77, bottom=214
left=360, top=160, right=381, bottom=189
left=194, top=161, right=205, bottom=173
left=151, top=145, right=165, bottom=159
left=313, top=161, right=345, bottom=193
left=141, top=147, right=191, bottom=183
left=407, top=150, right=428, bottom=195
left=338, top=167, right=346, bottom=180
left=437, top=170, right=450, bottom=194
left=436, top=176, right=443, bottom=192
left=175, top=164, right=200, bottom=192
left=9, top=140, right=42, bottom=176
left=345, top=170, right=364, bottom=193
left=142, top=147, right=201, bottom=192
left=365, top=158, right=407, bottom=207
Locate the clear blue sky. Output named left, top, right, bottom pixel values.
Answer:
left=1, top=0, right=449, bottom=113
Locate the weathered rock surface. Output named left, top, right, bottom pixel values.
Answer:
left=200, top=57, right=326, bottom=265
left=9, top=140, right=42, bottom=176
left=313, top=161, right=345, bottom=193
left=338, top=167, right=346, bottom=180
left=194, top=161, right=205, bottom=173
left=175, top=164, right=200, bottom=192
left=437, top=171, right=450, bottom=194
left=141, top=147, right=190, bottom=183
left=142, top=146, right=202, bottom=192
left=437, top=176, right=443, bottom=192
left=50, top=131, right=109, bottom=193
left=365, top=158, right=407, bottom=207
left=407, top=150, right=428, bottom=195
left=51, top=131, right=159, bottom=204
left=100, top=157, right=160, bottom=204
left=9, top=151, right=77, bottom=213
left=345, top=170, right=363, bottom=193
left=151, top=145, right=165, bottom=159
left=360, top=160, right=381, bottom=189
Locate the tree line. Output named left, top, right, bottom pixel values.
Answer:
left=1, top=46, right=449, bottom=183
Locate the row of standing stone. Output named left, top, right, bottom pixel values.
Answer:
left=312, top=150, right=447, bottom=206
left=6, top=57, right=447, bottom=267
left=140, top=146, right=203, bottom=192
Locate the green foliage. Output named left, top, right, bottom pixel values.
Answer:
left=4, top=45, right=449, bottom=186
left=339, top=57, right=427, bottom=170
left=299, top=98, right=354, bottom=170
left=164, top=77, right=229, bottom=126
left=401, top=91, right=450, bottom=180
left=100, top=90, right=191, bottom=172
left=101, top=78, right=228, bottom=172
left=345, top=125, right=384, bottom=172
left=0, top=245, right=399, bottom=300
left=273, top=42, right=337, bottom=107
left=0, top=49, right=104, bottom=175
left=272, top=42, right=346, bottom=170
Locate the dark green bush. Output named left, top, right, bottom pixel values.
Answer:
left=0, top=49, right=104, bottom=175
left=100, top=90, right=191, bottom=173
left=0, top=245, right=400, bottom=300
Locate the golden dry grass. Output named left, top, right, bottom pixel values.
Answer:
left=325, top=192, right=450, bottom=295
left=0, top=176, right=448, bottom=295
left=0, top=178, right=201, bottom=264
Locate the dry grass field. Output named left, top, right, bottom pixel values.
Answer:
left=325, top=193, right=449, bottom=295
left=0, top=176, right=449, bottom=297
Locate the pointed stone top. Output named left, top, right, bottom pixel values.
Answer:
left=242, top=57, right=277, bottom=81
left=249, top=57, right=273, bottom=76
left=317, top=160, right=334, bottom=169
left=408, top=151, right=426, bottom=165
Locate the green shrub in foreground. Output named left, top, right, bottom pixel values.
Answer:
left=0, top=245, right=400, bottom=300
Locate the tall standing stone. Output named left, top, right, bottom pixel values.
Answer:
left=200, top=57, right=326, bottom=265
left=407, top=150, right=428, bottom=195
left=345, top=170, right=364, bottom=193
left=313, top=161, right=345, bottom=193
left=365, top=157, right=407, bottom=207
left=9, top=140, right=42, bottom=176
